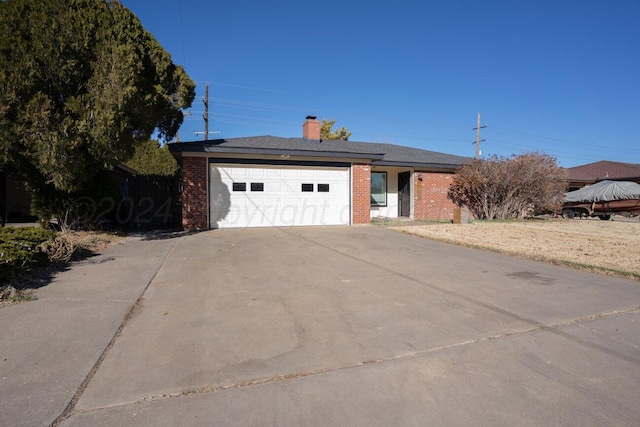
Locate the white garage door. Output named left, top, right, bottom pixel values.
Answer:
left=209, top=163, right=351, bottom=228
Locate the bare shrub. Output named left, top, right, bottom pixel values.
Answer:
left=448, top=152, right=567, bottom=220
left=39, top=233, right=75, bottom=264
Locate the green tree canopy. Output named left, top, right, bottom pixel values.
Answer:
left=126, top=140, right=179, bottom=176
left=448, top=152, right=567, bottom=220
left=0, top=0, right=195, bottom=227
left=320, top=119, right=352, bottom=141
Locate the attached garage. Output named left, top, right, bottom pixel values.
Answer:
left=170, top=116, right=471, bottom=230
left=209, top=161, right=351, bottom=228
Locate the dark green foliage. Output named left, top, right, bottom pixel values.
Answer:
left=126, top=139, right=179, bottom=176
left=0, top=227, right=56, bottom=283
left=29, top=170, right=122, bottom=231
left=0, top=0, right=195, bottom=227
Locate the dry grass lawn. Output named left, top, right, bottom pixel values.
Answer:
left=390, top=218, right=640, bottom=280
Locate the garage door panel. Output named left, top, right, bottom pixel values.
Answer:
left=249, top=168, right=265, bottom=178
left=268, top=182, right=283, bottom=192
left=209, top=164, right=350, bottom=228
left=284, top=182, right=297, bottom=192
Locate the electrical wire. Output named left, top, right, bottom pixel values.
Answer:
left=182, top=80, right=639, bottom=165
left=177, top=0, right=187, bottom=67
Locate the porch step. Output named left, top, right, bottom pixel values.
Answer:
left=371, top=216, right=413, bottom=223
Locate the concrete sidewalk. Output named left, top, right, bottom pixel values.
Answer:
left=0, top=233, right=178, bottom=427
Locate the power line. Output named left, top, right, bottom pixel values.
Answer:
left=181, top=81, right=638, bottom=163
left=177, top=0, right=187, bottom=67
left=212, top=97, right=295, bottom=112
left=484, top=139, right=634, bottom=165
left=198, top=79, right=636, bottom=136
left=210, top=112, right=298, bottom=125
left=490, top=128, right=640, bottom=153
left=176, top=111, right=191, bottom=142
left=207, top=81, right=338, bottom=100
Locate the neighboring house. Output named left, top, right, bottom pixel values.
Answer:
left=566, top=161, right=640, bottom=191
left=169, top=116, right=471, bottom=230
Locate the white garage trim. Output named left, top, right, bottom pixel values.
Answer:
left=209, top=161, right=351, bottom=228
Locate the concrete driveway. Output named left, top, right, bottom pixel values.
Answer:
left=3, top=226, right=640, bottom=426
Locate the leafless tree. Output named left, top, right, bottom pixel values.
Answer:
left=448, top=152, right=567, bottom=220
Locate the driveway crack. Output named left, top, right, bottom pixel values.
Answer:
left=50, top=239, right=179, bottom=427
left=67, top=305, right=640, bottom=418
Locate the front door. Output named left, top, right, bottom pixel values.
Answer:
left=398, top=172, right=411, bottom=217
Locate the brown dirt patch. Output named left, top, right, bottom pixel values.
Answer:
left=390, top=218, right=640, bottom=279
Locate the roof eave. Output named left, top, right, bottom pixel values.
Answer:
left=372, top=160, right=464, bottom=171
left=568, top=175, right=640, bottom=183
left=170, top=144, right=384, bottom=161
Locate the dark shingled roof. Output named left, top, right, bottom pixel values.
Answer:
left=566, top=161, right=640, bottom=183
left=170, top=135, right=472, bottom=170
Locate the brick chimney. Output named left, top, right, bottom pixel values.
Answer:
left=302, top=115, right=320, bottom=140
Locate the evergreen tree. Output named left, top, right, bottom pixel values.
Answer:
left=320, top=119, right=352, bottom=141
left=126, top=140, right=179, bottom=176
left=0, top=0, right=195, bottom=228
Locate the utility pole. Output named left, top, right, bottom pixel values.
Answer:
left=473, top=112, right=487, bottom=159
left=203, top=83, right=209, bottom=141
left=193, top=83, right=219, bottom=140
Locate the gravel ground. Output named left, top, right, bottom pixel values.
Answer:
left=391, top=217, right=640, bottom=279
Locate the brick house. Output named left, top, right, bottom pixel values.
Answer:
left=169, top=116, right=471, bottom=230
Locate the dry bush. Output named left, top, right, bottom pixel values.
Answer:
left=448, top=152, right=566, bottom=220
left=39, top=233, right=75, bottom=264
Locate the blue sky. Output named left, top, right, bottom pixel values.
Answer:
left=122, top=0, right=640, bottom=167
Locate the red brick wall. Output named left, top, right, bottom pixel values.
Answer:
left=352, top=164, right=371, bottom=224
left=413, top=172, right=457, bottom=221
left=180, top=156, right=208, bottom=230
left=302, top=118, right=320, bottom=140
